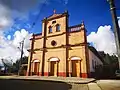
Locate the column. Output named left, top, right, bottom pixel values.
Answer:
left=69, top=60, right=72, bottom=77
left=30, top=62, right=33, bottom=75
left=55, top=62, right=58, bottom=77
left=79, top=60, right=81, bottom=77
left=48, top=61, right=50, bottom=76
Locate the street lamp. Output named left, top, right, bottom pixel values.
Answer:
left=107, top=0, right=120, bottom=69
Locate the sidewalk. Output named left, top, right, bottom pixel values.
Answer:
left=0, top=76, right=95, bottom=84
left=88, top=83, right=101, bottom=90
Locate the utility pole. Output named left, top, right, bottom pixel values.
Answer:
left=107, top=0, right=120, bottom=69
left=18, top=39, right=25, bottom=75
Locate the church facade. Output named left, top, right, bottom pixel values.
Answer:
left=26, top=11, right=103, bottom=78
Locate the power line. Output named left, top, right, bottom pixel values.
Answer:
left=31, top=0, right=48, bottom=29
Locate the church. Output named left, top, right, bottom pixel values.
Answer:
left=26, top=10, right=103, bottom=78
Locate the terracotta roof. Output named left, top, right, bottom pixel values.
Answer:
left=34, top=33, right=42, bottom=36
left=30, top=33, right=42, bottom=40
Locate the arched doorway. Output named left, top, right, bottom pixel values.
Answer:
left=69, top=57, right=81, bottom=77
left=33, top=59, right=40, bottom=75
left=49, top=57, right=59, bottom=76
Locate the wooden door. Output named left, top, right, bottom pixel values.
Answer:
left=34, top=62, right=40, bottom=75
left=72, top=61, right=80, bottom=77
left=50, top=62, right=56, bottom=76
left=76, top=61, right=80, bottom=77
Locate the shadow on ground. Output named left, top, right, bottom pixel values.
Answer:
left=0, top=79, right=72, bottom=90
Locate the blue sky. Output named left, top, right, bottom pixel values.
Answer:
left=4, top=0, right=119, bottom=37
left=0, top=0, right=118, bottom=41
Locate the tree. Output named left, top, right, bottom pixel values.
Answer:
left=99, top=52, right=119, bottom=78
left=12, top=56, right=28, bottom=75
left=21, top=56, right=28, bottom=64
left=1, top=59, right=13, bottom=74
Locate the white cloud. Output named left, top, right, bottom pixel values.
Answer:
left=0, top=1, right=47, bottom=65
left=0, top=4, right=13, bottom=31
left=7, top=35, right=11, bottom=40
left=87, top=18, right=120, bottom=55
left=118, top=18, right=120, bottom=27
left=0, top=0, right=68, bottom=32
left=0, top=0, right=49, bottom=31
left=0, top=29, right=32, bottom=64
left=13, top=29, right=32, bottom=51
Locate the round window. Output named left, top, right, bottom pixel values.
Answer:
left=51, top=40, right=57, bottom=46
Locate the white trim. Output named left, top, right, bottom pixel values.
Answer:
left=33, top=59, right=40, bottom=62
left=71, top=57, right=81, bottom=60
left=49, top=58, right=59, bottom=61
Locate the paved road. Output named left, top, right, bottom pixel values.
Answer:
left=0, top=79, right=73, bottom=90
left=97, top=80, right=120, bottom=90
left=0, top=79, right=88, bottom=90
left=0, top=77, right=120, bottom=90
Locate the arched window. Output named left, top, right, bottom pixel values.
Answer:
left=56, top=24, right=60, bottom=32
left=49, top=26, right=52, bottom=33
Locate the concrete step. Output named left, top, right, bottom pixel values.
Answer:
left=88, top=83, right=101, bottom=90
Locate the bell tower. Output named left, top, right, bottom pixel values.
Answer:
left=41, top=10, right=69, bottom=48
left=41, top=10, right=69, bottom=77
left=42, top=10, right=69, bottom=37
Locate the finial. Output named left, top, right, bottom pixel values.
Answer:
left=81, top=20, right=85, bottom=29
left=81, top=20, right=84, bottom=25
left=44, top=17, right=47, bottom=20
left=64, top=10, right=68, bottom=13
left=53, top=9, right=56, bottom=14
